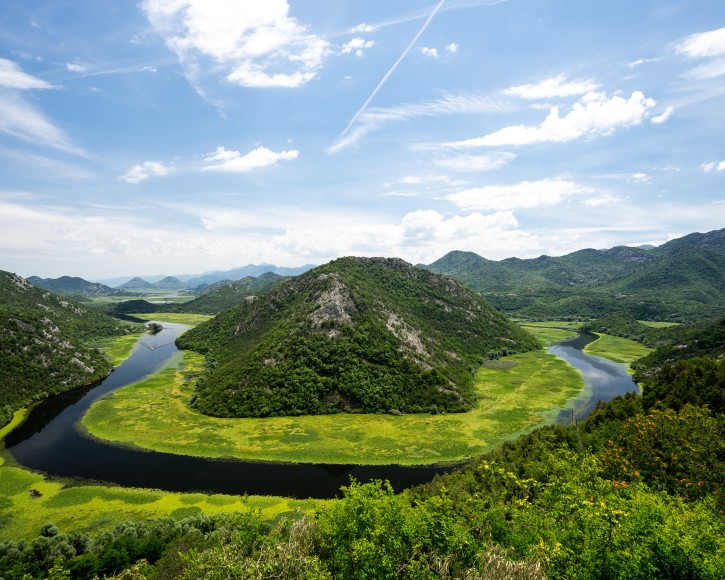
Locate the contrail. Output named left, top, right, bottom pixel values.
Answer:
left=336, top=0, right=447, bottom=146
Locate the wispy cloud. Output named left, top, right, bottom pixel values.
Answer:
left=330, top=91, right=506, bottom=153
left=701, top=160, right=725, bottom=172
left=447, top=178, right=595, bottom=211
left=420, top=47, right=439, bottom=58
left=651, top=106, right=674, bottom=124
left=676, top=28, right=725, bottom=80
left=141, top=0, right=330, bottom=89
left=442, top=91, right=656, bottom=148
left=504, top=74, right=599, bottom=99
left=203, top=146, right=299, bottom=172
left=332, top=0, right=447, bottom=152
left=433, top=152, right=516, bottom=172
left=121, top=161, right=174, bottom=184
left=0, top=59, right=86, bottom=156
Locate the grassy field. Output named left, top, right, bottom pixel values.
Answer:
left=131, top=312, right=213, bottom=326
left=583, top=333, right=652, bottom=373
left=521, top=324, right=578, bottom=346
left=93, top=333, right=144, bottom=367
left=638, top=320, right=680, bottom=328
left=82, top=326, right=584, bottom=466
left=0, top=453, right=320, bottom=541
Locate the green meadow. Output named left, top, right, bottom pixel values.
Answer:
left=583, top=332, right=652, bottom=373
left=132, top=312, right=213, bottom=326
left=82, top=325, right=585, bottom=465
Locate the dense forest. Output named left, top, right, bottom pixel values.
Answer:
left=0, top=270, right=133, bottom=428
left=177, top=257, right=540, bottom=418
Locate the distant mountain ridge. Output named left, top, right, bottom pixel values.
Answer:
left=176, top=257, right=539, bottom=418
left=424, top=227, right=725, bottom=322
left=27, top=275, right=122, bottom=298
left=117, top=276, right=187, bottom=290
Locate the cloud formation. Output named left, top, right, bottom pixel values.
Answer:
left=341, top=37, right=374, bottom=57
left=504, top=74, right=599, bottom=99
left=121, top=161, right=173, bottom=184
left=420, top=47, right=439, bottom=58
left=433, top=152, right=516, bottom=172
left=142, top=0, right=330, bottom=88
left=443, top=91, right=656, bottom=147
left=0, top=59, right=86, bottom=155
left=701, top=160, right=725, bottom=172
left=651, top=106, right=674, bottom=124
left=203, top=145, right=299, bottom=172
left=676, top=28, right=725, bottom=80
left=447, top=178, right=594, bottom=211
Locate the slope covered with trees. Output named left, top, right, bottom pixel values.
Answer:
left=177, top=257, right=539, bottom=418
left=0, top=271, right=132, bottom=427
left=425, top=227, right=725, bottom=322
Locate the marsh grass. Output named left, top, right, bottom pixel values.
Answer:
left=83, top=327, right=584, bottom=466
left=130, top=312, right=213, bottom=326
left=0, top=456, right=321, bottom=540
left=583, top=333, right=652, bottom=373
left=93, top=333, right=143, bottom=367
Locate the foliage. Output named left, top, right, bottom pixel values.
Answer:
left=177, top=257, right=540, bottom=418
left=0, top=270, right=133, bottom=428
left=425, top=228, right=725, bottom=322
left=172, top=273, right=285, bottom=315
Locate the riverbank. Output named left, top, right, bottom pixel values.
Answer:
left=81, top=325, right=585, bottom=465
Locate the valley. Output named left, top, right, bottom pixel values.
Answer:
left=0, top=231, right=722, bottom=578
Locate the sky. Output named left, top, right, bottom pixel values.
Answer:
left=1, top=0, right=724, bottom=280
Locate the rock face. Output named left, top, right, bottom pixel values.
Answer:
left=176, top=257, right=540, bottom=418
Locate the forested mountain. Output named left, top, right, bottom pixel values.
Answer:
left=117, top=276, right=154, bottom=289
left=184, top=263, right=315, bottom=288
left=26, top=275, right=122, bottom=298
left=177, top=257, right=539, bottom=418
left=151, top=276, right=186, bottom=290
left=425, top=227, right=725, bottom=321
left=0, top=270, right=131, bottom=427
left=173, top=272, right=285, bottom=314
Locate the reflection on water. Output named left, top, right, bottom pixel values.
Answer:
left=548, top=332, right=639, bottom=422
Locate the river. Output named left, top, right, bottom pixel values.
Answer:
left=5, top=325, right=638, bottom=499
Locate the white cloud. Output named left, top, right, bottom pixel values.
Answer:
left=420, top=47, right=439, bottom=58
left=0, top=59, right=85, bottom=156
left=202, top=145, right=299, bottom=172
left=445, top=42, right=459, bottom=54
left=675, top=28, right=725, bottom=59
left=442, top=91, right=656, bottom=148
left=504, top=74, right=599, bottom=99
left=582, top=194, right=628, bottom=207
left=121, top=161, right=174, bottom=184
left=628, top=57, right=663, bottom=68
left=0, top=58, right=54, bottom=89
left=141, top=0, right=330, bottom=89
left=683, top=58, right=725, bottom=80
left=447, top=178, right=595, bottom=211
left=341, top=37, right=374, bottom=57
left=701, top=160, right=725, bottom=172
left=350, top=23, right=375, bottom=34
left=66, top=61, right=89, bottom=73
left=651, top=106, right=674, bottom=124
left=433, top=152, right=516, bottom=172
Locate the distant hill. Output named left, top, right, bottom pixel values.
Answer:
left=0, top=270, right=131, bottom=427
left=174, top=272, right=285, bottom=315
left=184, top=263, right=315, bottom=288
left=27, top=275, right=122, bottom=298
left=118, top=277, right=154, bottom=290
left=176, top=257, right=539, bottom=418
left=151, top=276, right=186, bottom=290
left=424, top=227, right=725, bottom=322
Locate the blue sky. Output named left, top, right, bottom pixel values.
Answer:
left=1, top=0, right=724, bottom=279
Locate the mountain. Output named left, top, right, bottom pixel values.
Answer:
left=424, top=227, right=725, bottom=322
left=151, top=276, right=187, bottom=290
left=27, top=275, right=122, bottom=298
left=176, top=257, right=539, bottom=418
left=117, top=276, right=154, bottom=289
left=184, top=263, right=315, bottom=288
left=0, top=270, right=131, bottom=426
left=174, top=272, right=285, bottom=314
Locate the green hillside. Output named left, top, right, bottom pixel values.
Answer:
left=425, top=228, right=725, bottom=322
left=177, top=257, right=539, bottom=418
left=173, top=272, right=285, bottom=314
left=0, top=270, right=133, bottom=426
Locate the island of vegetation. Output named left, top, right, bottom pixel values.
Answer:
left=176, top=257, right=540, bottom=418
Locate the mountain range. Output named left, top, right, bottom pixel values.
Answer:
left=424, top=227, right=725, bottom=322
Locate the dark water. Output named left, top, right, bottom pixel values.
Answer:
left=5, top=327, right=637, bottom=498
left=5, top=323, right=455, bottom=499
left=548, top=332, right=639, bottom=422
